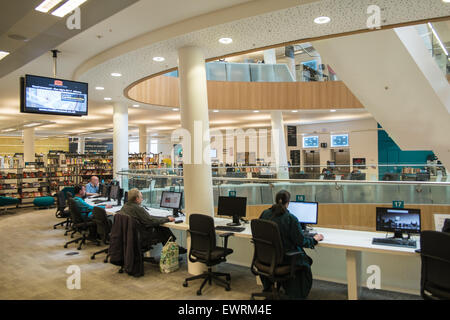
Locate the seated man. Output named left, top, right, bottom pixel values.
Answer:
left=73, top=185, right=112, bottom=221
left=85, top=176, right=100, bottom=196
left=120, top=188, right=186, bottom=254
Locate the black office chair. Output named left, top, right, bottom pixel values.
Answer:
left=64, top=198, right=99, bottom=250
left=419, top=230, right=450, bottom=300
left=90, top=207, right=112, bottom=262
left=183, top=214, right=234, bottom=296
left=53, top=191, right=71, bottom=230
left=250, top=219, right=302, bottom=300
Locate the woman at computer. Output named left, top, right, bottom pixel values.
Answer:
left=259, top=190, right=324, bottom=300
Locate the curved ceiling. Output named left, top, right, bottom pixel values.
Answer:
left=77, top=0, right=450, bottom=109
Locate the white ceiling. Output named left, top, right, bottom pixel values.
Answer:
left=0, top=0, right=449, bottom=140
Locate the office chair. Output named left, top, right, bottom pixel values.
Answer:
left=419, top=230, right=450, bottom=300
left=183, top=214, right=234, bottom=296
left=53, top=191, right=71, bottom=230
left=250, top=219, right=302, bottom=300
left=64, top=198, right=99, bottom=250
left=90, top=207, right=112, bottom=263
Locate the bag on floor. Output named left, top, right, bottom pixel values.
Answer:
left=160, top=237, right=179, bottom=273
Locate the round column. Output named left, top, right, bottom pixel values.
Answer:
left=23, top=128, right=35, bottom=163
left=139, top=125, right=147, bottom=154
left=113, top=103, right=129, bottom=183
left=77, top=136, right=85, bottom=154
left=271, top=111, right=289, bottom=179
left=178, top=46, right=214, bottom=275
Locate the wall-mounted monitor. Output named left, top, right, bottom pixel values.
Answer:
left=331, top=134, right=349, bottom=148
left=20, top=74, right=88, bottom=117
left=303, top=136, right=319, bottom=148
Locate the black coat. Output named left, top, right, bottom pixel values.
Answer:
left=108, top=213, right=144, bottom=277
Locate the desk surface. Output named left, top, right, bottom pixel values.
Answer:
left=86, top=197, right=420, bottom=256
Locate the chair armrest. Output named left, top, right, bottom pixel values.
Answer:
left=187, top=229, right=209, bottom=237
left=285, top=251, right=302, bottom=257
left=219, top=232, right=234, bottom=249
left=285, top=250, right=302, bottom=278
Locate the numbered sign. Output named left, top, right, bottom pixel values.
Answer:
left=393, top=200, right=404, bottom=209
left=229, top=191, right=236, bottom=197
left=296, top=195, right=306, bottom=202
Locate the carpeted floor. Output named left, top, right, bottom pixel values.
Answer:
left=0, top=207, right=421, bottom=300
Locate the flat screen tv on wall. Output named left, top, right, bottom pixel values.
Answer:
left=20, top=74, right=88, bottom=116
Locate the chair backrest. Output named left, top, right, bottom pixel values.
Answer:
left=56, top=191, right=66, bottom=211
left=92, top=207, right=111, bottom=242
left=420, top=230, right=450, bottom=299
left=68, top=198, right=84, bottom=224
left=251, top=219, right=285, bottom=267
left=188, top=214, right=216, bottom=255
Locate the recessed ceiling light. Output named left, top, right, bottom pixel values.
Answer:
left=104, top=97, right=112, bottom=101
left=23, top=123, right=41, bottom=128
left=291, top=110, right=298, bottom=113
left=51, top=0, right=88, bottom=18
left=0, top=51, right=10, bottom=61
left=2, top=128, right=15, bottom=133
left=35, top=0, right=64, bottom=13
left=213, top=110, right=219, bottom=113
left=95, top=86, right=105, bottom=90
left=314, top=16, right=331, bottom=24
left=253, top=110, right=260, bottom=113
left=219, top=38, right=233, bottom=44
left=153, top=57, right=165, bottom=62
left=172, top=108, right=179, bottom=111
left=330, top=109, right=337, bottom=112
left=111, top=73, right=122, bottom=77
left=132, top=104, right=140, bottom=108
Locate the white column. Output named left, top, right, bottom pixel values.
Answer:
left=263, top=49, right=277, bottom=64
left=178, top=46, right=214, bottom=275
left=77, top=136, right=85, bottom=154
left=113, top=103, right=129, bottom=182
left=23, top=128, right=35, bottom=163
left=139, top=125, right=147, bottom=154
left=271, top=111, right=289, bottom=179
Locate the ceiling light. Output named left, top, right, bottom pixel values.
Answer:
left=330, top=109, right=337, bottom=112
left=314, top=16, right=331, bottom=24
left=2, top=129, right=16, bottom=133
left=219, top=38, right=233, bottom=44
left=51, top=0, right=88, bottom=18
left=153, top=57, right=165, bottom=62
left=428, top=23, right=449, bottom=56
left=95, top=86, right=104, bottom=90
left=104, top=97, right=112, bottom=101
left=213, top=110, right=219, bottom=113
left=111, top=72, right=122, bottom=77
left=23, top=123, right=41, bottom=128
left=132, top=104, right=140, bottom=108
left=291, top=110, right=298, bottom=113
left=0, top=51, right=10, bottom=61
left=172, top=108, right=179, bottom=111
left=35, top=0, right=64, bottom=13
left=253, top=110, right=260, bottom=113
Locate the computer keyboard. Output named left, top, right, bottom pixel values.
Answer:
left=215, top=225, right=246, bottom=232
left=372, top=237, right=417, bottom=248
left=304, top=232, right=317, bottom=238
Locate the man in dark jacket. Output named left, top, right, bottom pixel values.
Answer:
left=119, top=188, right=186, bottom=253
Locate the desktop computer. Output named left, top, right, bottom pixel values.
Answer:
left=287, top=201, right=318, bottom=236
left=217, top=196, right=247, bottom=227
left=160, top=191, right=183, bottom=217
left=372, top=207, right=421, bottom=248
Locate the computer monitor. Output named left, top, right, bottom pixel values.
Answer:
left=101, top=184, right=110, bottom=198
left=98, top=183, right=104, bottom=195
left=288, top=202, right=318, bottom=226
left=160, top=191, right=183, bottom=216
left=109, top=185, right=120, bottom=201
left=376, top=207, right=421, bottom=238
left=217, top=196, right=247, bottom=226
left=124, top=191, right=128, bottom=204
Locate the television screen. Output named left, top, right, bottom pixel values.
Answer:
left=303, top=136, right=319, bottom=148
left=331, top=134, right=349, bottom=147
left=21, top=74, right=88, bottom=116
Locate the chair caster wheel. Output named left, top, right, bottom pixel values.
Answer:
left=197, top=290, right=202, bottom=296
left=226, top=275, right=231, bottom=281
left=119, top=269, right=124, bottom=274
left=64, top=245, right=68, bottom=248
left=225, top=286, right=231, bottom=291
left=90, top=255, right=95, bottom=260
left=103, top=259, right=108, bottom=263
left=183, top=282, right=188, bottom=287
left=77, top=247, right=81, bottom=250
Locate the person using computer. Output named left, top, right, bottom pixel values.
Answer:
left=73, top=185, right=112, bottom=221
left=85, top=176, right=100, bottom=196
left=259, top=190, right=324, bottom=300
left=119, top=188, right=187, bottom=254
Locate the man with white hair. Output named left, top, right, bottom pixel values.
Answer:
left=119, top=188, right=187, bottom=254
left=86, top=176, right=100, bottom=196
